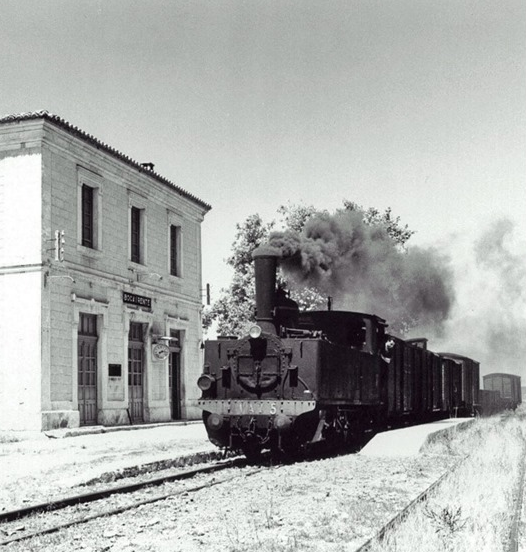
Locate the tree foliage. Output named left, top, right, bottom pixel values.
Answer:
left=226, top=214, right=275, bottom=275
left=341, top=200, right=415, bottom=248
left=276, top=202, right=321, bottom=233
left=203, top=202, right=415, bottom=337
left=202, top=214, right=272, bottom=336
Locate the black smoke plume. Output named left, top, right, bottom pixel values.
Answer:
left=268, top=210, right=454, bottom=335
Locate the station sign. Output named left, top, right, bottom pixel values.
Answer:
left=123, top=291, right=152, bottom=310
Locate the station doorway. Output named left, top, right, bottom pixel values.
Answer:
left=168, top=330, right=182, bottom=420
left=78, top=313, right=98, bottom=426
left=128, top=322, right=145, bottom=423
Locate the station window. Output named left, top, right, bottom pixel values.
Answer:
left=170, top=225, right=182, bottom=277
left=77, top=167, right=102, bottom=251
left=130, top=206, right=143, bottom=264
left=82, top=184, right=94, bottom=248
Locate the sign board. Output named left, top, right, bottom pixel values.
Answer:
left=109, top=364, right=122, bottom=377
left=123, top=292, right=151, bottom=310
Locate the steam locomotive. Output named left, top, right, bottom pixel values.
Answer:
left=197, top=246, right=519, bottom=458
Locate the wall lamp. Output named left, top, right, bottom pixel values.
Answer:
left=151, top=335, right=175, bottom=344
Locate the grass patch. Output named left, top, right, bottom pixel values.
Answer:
left=0, top=433, right=21, bottom=444
left=368, top=409, right=526, bottom=552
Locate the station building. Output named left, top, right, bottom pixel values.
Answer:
left=0, top=111, right=211, bottom=431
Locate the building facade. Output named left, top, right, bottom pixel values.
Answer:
left=0, top=112, right=211, bottom=431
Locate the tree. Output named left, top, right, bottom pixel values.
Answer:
left=276, top=202, right=321, bottom=233
left=226, top=213, right=275, bottom=276
left=204, top=202, right=415, bottom=337
left=341, top=200, right=415, bottom=248
left=203, top=214, right=273, bottom=336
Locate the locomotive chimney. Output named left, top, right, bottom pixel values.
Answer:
left=252, top=245, right=282, bottom=334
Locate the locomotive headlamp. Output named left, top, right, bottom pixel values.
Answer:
left=248, top=325, right=262, bottom=339
left=197, top=374, right=215, bottom=391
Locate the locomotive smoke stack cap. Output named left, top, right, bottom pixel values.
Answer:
left=252, top=245, right=282, bottom=335
left=252, top=245, right=282, bottom=258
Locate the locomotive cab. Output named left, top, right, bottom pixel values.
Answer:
left=297, top=310, right=387, bottom=355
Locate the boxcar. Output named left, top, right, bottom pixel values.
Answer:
left=483, top=373, right=522, bottom=410
left=439, top=353, right=480, bottom=417
left=478, top=389, right=501, bottom=416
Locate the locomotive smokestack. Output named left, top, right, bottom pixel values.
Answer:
left=252, top=245, right=282, bottom=334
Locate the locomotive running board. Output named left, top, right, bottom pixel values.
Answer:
left=198, top=399, right=316, bottom=417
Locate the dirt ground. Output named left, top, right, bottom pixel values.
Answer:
left=0, top=423, right=212, bottom=510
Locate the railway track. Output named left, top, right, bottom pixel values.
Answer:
left=507, top=439, right=526, bottom=552
left=0, top=456, right=261, bottom=546
left=356, top=423, right=526, bottom=552
left=3, top=419, right=522, bottom=550
left=354, top=459, right=463, bottom=552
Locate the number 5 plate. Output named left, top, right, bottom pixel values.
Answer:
left=198, top=399, right=316, bottom=416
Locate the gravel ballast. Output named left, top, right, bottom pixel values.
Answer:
left=2, top=451, right=457, bottom=552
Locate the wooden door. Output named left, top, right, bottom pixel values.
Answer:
left=78, top=314, right=98, bottom=426
left=128, top=322, right=144, bottom=423
left=169, top=330, right=182, bottom=420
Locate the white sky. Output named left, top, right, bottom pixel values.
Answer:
left=1, top=0, right=525, bottom=300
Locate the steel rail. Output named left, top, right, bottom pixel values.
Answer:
left=507, top=440, right=526, bottom=552
left=0, top=457, right=246, bottom=525
left=354, top=454, right=468, bottom=552
left=1, top=462, right=265, bottom=546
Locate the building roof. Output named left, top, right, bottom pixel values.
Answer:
left=0, top=111, right=211, bottom=212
